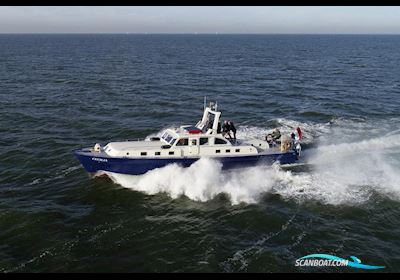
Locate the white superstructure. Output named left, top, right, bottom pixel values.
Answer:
left=100, top=102, right=290, bottom=159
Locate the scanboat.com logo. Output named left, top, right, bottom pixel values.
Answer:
left=295, top=254, right=385, bottom=270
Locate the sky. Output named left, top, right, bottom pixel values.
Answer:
left=1, top=6, right=400, bottom=34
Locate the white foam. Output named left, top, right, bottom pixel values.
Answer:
left=99, top=119, right=400, bottom=206
left=27, top=165, right=81, bottom=186
left=304, top=132, right=400, bottom=204
left=237, top=118, right=330, bottom=145
left=105, top=159, right=279, bottom=205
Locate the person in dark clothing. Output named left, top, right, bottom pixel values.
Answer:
left=271, top=128, right=281, bottom=141
left=291, top=132, right=296, bottom=149
left=222, top=120, right=232, bottom=139
left=228, top=121, right=236, bottom=141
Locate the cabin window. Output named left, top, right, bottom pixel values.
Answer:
left=200, top=138, right=208, bottom=145
left=169, top=151, right=174, bottom=155
left=140, top=152, right=147, bottom=156
left=162, top=133, right=176, bottom=146
left=155, top=152, right=160, bottom=156
left=215, top=138, right=228, bottom=145
left=126, top=152, right=129, bottom=155
left=191, top=139, right=197, bottom=146
left=226, top=149, right=230, bottom=153
left=216, top=149, right=220, bottom=154
left=176, top=138, right=188, bottom=146
left=235, top=149, right=240, bottom=153
left=163, top=133, right=172, bottom=143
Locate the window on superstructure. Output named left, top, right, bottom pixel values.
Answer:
left=200, top=138, right=208, bottom=145
left=176, top=138, right=189, bottom=146
left=164, top=134, right=173, bottom=143
left=169, top=138, right=176, bottom=145
left=226, top=149, right=230, bottom=153
left=140, top=152, right=147, bottom=156
left=162, top=132, right=169, bottom=141
left=216, top=150, right=220, bottom=154
left=155, top=152, right=160, bottom=155
left=169, top=151, right=174, bottom=155
left=215, top=138, right=228, bottom=145
left=235, top=149, right=240, bottom=153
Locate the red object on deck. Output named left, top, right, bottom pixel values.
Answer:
left=296, top=127, right=303, bottom=140
left=188, top=129, right=202, bottom=134
left=185, top=126, right=202, bottom=134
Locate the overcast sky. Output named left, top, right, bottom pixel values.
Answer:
left=1, top=6, right=400, bottom=34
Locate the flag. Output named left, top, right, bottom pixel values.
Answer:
left=296, top=127, right=302, bottom=140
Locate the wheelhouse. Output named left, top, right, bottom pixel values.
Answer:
left=160, top=130, right=179, bottom=146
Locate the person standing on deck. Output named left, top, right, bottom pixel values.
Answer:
left=290, top=133, right=296, bottom=148
left=222, top=120, right=232, bottom=140
left=271, top=128, right=281, bottom=143
left=228, top=121, right=237, bottom=142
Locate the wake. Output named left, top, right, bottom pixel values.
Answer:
left=97, top=119, right=400, bottom=206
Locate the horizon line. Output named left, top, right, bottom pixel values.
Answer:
left=1, top=32, right=400, bottom=35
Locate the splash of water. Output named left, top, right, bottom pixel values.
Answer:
left=105, top=159, right=281, bottom=205
left=303, top=132, right=400, bottom=204
left=99, top=119, right=400, bottom=206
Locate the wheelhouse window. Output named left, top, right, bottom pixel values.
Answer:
left=162, top=133, right=176, bottom=145
left=215, top=138, right=228, bottom=145
left=200, top=138, right=208, bottom=145
left=191, top=139, right=197, bottom=145
left=176, top=138, right=189, bottom=146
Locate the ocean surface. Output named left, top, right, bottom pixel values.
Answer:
left=1, top=34, right=400, bottom=272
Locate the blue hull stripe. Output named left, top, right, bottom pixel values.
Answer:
left=74, top=150, right=298, bottom=175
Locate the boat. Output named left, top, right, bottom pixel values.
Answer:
left=74, top=101, right=302, bottom=175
